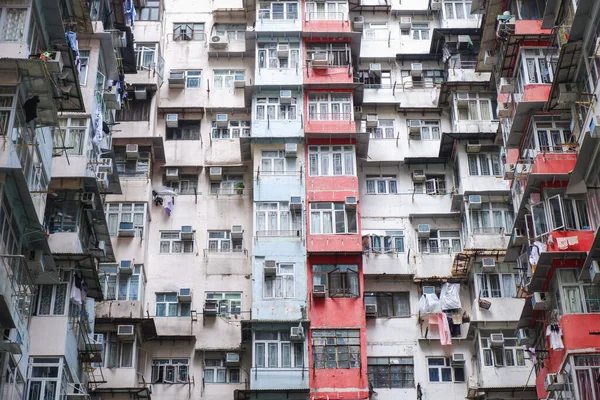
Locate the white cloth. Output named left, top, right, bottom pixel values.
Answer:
left=418, top=293, right=442, bottom=315
left=546, top=325, right=565, bottom=350
left=70, top=278, right=82, bottom=305
left=92, top=103, right=103, bottom=145
left=556, top=237, right=569, bottom=250
left=440, top=283, right=461, bottom=311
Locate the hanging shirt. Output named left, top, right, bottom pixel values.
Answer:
left=438, top=313, right=452, bottom=346
left=546, top=324, right=565, bottom=350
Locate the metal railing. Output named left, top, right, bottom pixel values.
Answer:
left=256, top=230, right=302, bottom=238
left=203, top=248, right=248, bottom=256
left=258, top=11, right=299, bottom=21
left=0, top=256, right=35, bottom=325
left=472, top=227, right=504, bottom=235
left=210, top=188, right=252, bottom=196
left=402, top=80, right=442, bottom=90
left=305, top=12, right=347, bottom=22
left=135, top=47, right=165, bottom=85
left=418, top=246, right=453, bottom=255
left=307, top=112, right=353, bottom=121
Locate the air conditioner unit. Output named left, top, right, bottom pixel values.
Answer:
left=45, top=51, right=64, bottom=74
left=499, top=77, right=515, bottom=94
left=290, top=326, right=304, bottom=341
left=103, top=88, right=121, bottom=110
left=313, top=284, right=326, bottom=297
left=226, top=352, right=240, bottom=365
left=177, top=288, right=192, bottom=302
left=204, top=300, right=219, bottom=315
left=410, top=63, right=423, bottom=76
left=209, top=167, right=223, bottom=181
left=512, top=227, right=526, bottom=245
left=504, top=163, right=516, bottom=180
left=452, top=353, right=466, bottom=364
left=497, top=102, right=512, bottom=118
left=352, top=16, right=364, bottom=31
left=590, top=261, right=600, bottom=283
left=231, top=225, right=244, bottom=239
left=118, top=221, right=135, bottom=237
left=312, top=52, right=329, bottom=68
left=277, top=44, right=289, bottom=57
left=280, top=90, right=292, bottom=104
left=134, top=86, right=147, bottom=100
left=558, top=83, right=579, bottom=103
left=26, top=250, right=46, bottom=274
left=96, top=171, right=109, bottom=189
left=400, top=17, right=412, bottom=29
left=369, top=63, right=382, bottom=76
left=430, top=0, right=441, bottom=10
left=481, top=257, right=496, bottom=272
left=345, top=196, right=357, bottom=210
left=468, top=195, right=482, bottom=209
left=545, top=373, right=565, bottom=392
left=354, top=106, right=363, bottom=118
left=168, top=71, right=186, bottom=88
left=166, top=113, right=179, bottom=128
left=117, top=325, right=135, bottom=340
left=216, top=113, right=228, bottom=128
left=412, top=169, right=426, bottom=182
left=97, top=158, right=113, bottom=174
left=165, top=168, right=179, bottom=181
left=422, top=286, right=435, bottom=294
left=366, top=114, right=378, bottom=127
left=285, top=143, right=298, bottom=157
left=126, top=143, right=139, bottom=158
left=489, top=333, right=504, bottom=346
left=209, top=35, right=229, bottom=49
left=234, top=75, right=246, bottom=88
left=517, top=328, right=534, bottom=346
left=466, top=140, right=481, bottom=153
left=181, top=226, right=194, bottom=240
left=408, top=119, right=421, bottom=133
left=532, top=292, right=550, bottom=310
left=484, top=51, right=498, bottom=66
left=455, top=93, right=470, bottom=106
left=119, top=260, right=134, bottom=273
left=417, top=224, right=431, bottom=237
left=365, top=304, right=377, bottom=317
left=290, top=196, right=302, bottom=210
left=264, top=260, right=277, bottom=277
left=81, top=192, right=95, bottom=206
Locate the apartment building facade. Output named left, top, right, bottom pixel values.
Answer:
left=2, top=0, right=600, bottom=400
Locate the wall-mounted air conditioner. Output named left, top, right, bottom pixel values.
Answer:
left=169, top=71, right=185, bottom=88
left=209, top=35, right=229, bottom=49
left=468, top=195, right=482, bottom=209
left=412, top=169, right=426, bottom=182
left=504, top=163, right=516, bottom=180
left=466, top=140, right=481, bottom=153
left=177, top=288, right=192, bottom=302
left=119, top=260, right=134, bottom=273
left=417, top=224, right=430, bottom=237
left=126, top=143, right=139, bottom=158
left=430, top=0, right=441, bottom=10
left=96, top=171, right=109, bottom=189
left=499, top=77, right=515, bottom=94
left=285, top=143, right=297, bottom=157
left=410, top=63, right=423, bottom=76
left=365, top=304, right=377, bottom=317
left=590, top=260, right=600, bottom=283
left=231, top=225, right=244, bottom=239
left=517, top=328, right=534, bottom=346
left=558, top=83, right=579, bottom=103
left=165, top=168, right=179, bottom=181
left=497, top=102, right=512, bottom=118
left=204, top=300, right=219, bottom=315
left=290, top=196, right=302, bottom=210
left=532, top=292, right=549, bottom=310
left=97, top=158, right=113, bottom=174
left=484, top=51, right=498, bottom=66
left=422, top=286, right=435, bottom=294
left=452, top=353, right=466, bottom=364
left=81, top=192, right=95, bottom=206
left=46, top=51, right=64, bottom=74
left=354, top=106, right=363, bottom=118
left=345, top=196, right=357, bottom=210
left=209, top=167, right=223, bottom=181
left=512, top=227, right=526, bottom=245
left=352, top=16, right=364, bottom=31
left=234, top=75, right=246, bottom=88
left=313, top=284, right=326, bottom=297
left=280, top=90, right=292, bottom=104
left=277, top=44, right=289, bottom=57
left=489, top=333, right=504, bottom=346
left=134, top=86, right=147, bottom=100
left=117, top=325, right=135, bottom=340
left=216, top=113, right=228, bottom=128
left=366, top=114, right=378, bottom=128
left=312, top=52, right=329, bottom=68
left=181, top=226, right=194, bottom=240
left=290, top=326, right=304, bottom=341
left=545, top=373, right=565, bottom=392
left=118, top=222, right=135, bottom=237
left=481, top=257, right=496, bottom=272
left=369, top=63, right=382, bottom=76
left=400, top=17, right=412, bottom=29
left=225, top=352, right=240, bottom=365
left=264, top=260, right=277, bottom=277
left=408, top=119, right=421, bottom=133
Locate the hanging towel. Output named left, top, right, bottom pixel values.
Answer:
left=438, top=313, right=452, bottom=345
left=164, top=197, right=173, bottom=216
left=567, top=236, right=579, bottom=246
left=556, top=237, right=569, bottom=250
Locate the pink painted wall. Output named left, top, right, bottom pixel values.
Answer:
left=515, top=20, right=552, bottom=35
left=531, top=153, right=577, bottom=174
left=522, top=84, right=551, bottom=102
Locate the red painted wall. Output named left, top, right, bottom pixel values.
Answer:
left=531, top=153, right=577, bottom=174
left=307, top=254, right=368, bottom=396
left=522, top=84, right=551, bottom=102
left=304, top=90, right=357, bottom=134
left=545, top=230, right=594, bottom=253
left=303, top=20, right=352, bottom=34
left=515, top=20, right=553, bottom=35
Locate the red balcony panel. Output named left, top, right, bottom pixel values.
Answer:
left=507, top=148, right=519, bottom=164
left=545, top=231, right=594, bottom=253
left=304, top=66, right=354, bottom=86
left=303, top=19, right=352, bottom=34
left=307, top=235, right=363, bottom=253
left=536, top=367, right=549, bottom=400
left=305, top=119, right=356, bottom=134
left=531, top=153, right=577, bottom=175
left=522, top=84, right=552, bottom=102
left=560, top=314, right=600, bottom=351
left=306, top=176, right=359, bottom=200
left=514, top=20, right=553, bottom=36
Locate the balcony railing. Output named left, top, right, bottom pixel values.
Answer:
left=402, top=80, right=442, bottom=90
left=305, top=12, right=347, bottom=22
left=134, top=47, right=165, bottom=86
left=210, top=188, right=252, bottom=196
left=0, top=256, right=35, bottom=325
left=203, top=248, right=248, bottom=256
left=418, top=246, right=453, bottom=255
left=307, top=112, right=353, bottom=121
left=258, top=11, right=299, bottom=21
left=256, top=230, right=302, bottom=238
left=472, top=227, right=504, bottom=235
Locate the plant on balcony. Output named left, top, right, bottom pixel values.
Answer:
left=236, top=182, right=245, bottom=195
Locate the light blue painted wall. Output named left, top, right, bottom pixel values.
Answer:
left=253, top=174, right=305, bottom=202
left=251, top=91, right=304, bottom=138
left=254, top=37, right=303, bottom=87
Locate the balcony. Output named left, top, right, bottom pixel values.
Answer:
left=252, top=170, right=304, bottom=202
left=251, top=94, right=304, bottom=138
left=304, top=49, right=355, bottom=87
left=128, top=46, right=165, bottom=88
left=501, top=85, right=552, bottom=147
left=304, top=113, right=356, bottom=136
left=464, top=228, right=510, bottom=249
left=303, top=12, right=352, bottom=34
left=445, top=59, right=491, bottom=84
left=208, top=35, right=247, bottom=59
left=203, top=248, right=251, bottom=275
left=250, top=368, right=309, bottom=390
left=307, top=235, right=362, bottom=253
left=0, top=257, right=35, bottom=344
left=254, top=6, right=302, bottom=33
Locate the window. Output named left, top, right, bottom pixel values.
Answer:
left=138, top=0, right=160, bottom=21
left=306, top=43, right=351, bottom=67
left=207, top=231, right=243, bottom=252
left=257, top=42, right=300, bottom=69
left=106, top=203, right=147, bottom=237
left=155, top=293, right=191, bottom=317
left=456, top=94, right=493, bottom=120
left=115, top=100, right=151, bottom=121
left=255, top=97, right=297, bottom=120
left=411, top=120, right=440, bottom=140
left=412, top=24, right=430, bottom=40
left=166, top=120, right=200, bottom=140
left=212, top=120, right=250, bottom=139
left=310, top=203, right=357, bottom=234
left=480, top=332, right=525, bottom=367
left=264, top=263, right=295, bottom=298
left=366, top=176, right=398, bottom=194
left=305, top=1, right=347, bottom=20
left=427, top=357, right=464, bottom=382
left=414, top=175, right=447, bottom=195
left=214, top=24, right=246, bottom=41
left=159, top=231, right=194, bottom=254
left=418, top=230, right=462, bottom=254
left=54, top=118, right=88, bottom=156
left=308, top=146, right=355, bottom=176
left=518, top=48, right=553, bottom=85
left=312, top=264, right=359, bottom=298
left=467, top=153, right=502, bottom=176
left=312, top=329, right=360, bottom=369
left=357, top=70, right=392, bottom=88
left=364, top=231, right=405, bottom=253
left=443, top=1, right=477, bottom=19
left=0, top=6, right=27, bottom=42
left=367, top=120, right=395, bottom=139
left=258, top=1, right=298, bottom=20
left=134, top=43, right=158, bottom=71
left=164, top=174, right=198, bottom=195
left=173, top=23, right=204, bottom=41
left=204, top=358, right=240, bottom=383
left=368, top=357, right=414, bottom=388
left=79, top=50, right=90, bottom=85
left=531, top=195, right=591, bottom=238
left=254, top=331, right=304, bottom=368
left=531, top=118, right=573, bottom=153
left=260, top=151, right=286, bottom=174
left=307, top=92, right=352, bottom=121
left=557, top=269, right=600, bottom=314
left=214, top=70, right=245, bottom=89
left=256, top=202, right=302, bottom=235
left=205, top=292, right=242, bottom=314
left=102, top=333, right=134, bottom=368
left=3, top=355, right=25, bottom=400
left=184, top=71, right=201, bottom=88
left=37, top=276, right=69, bottom=316
left=477, top=273, right=519, bottom=298
left=152, top=359, right=189, bottom=383
left=101, top=265, right=142, bottom=301
left=27, top=357, right=62, bottom=400
left=364, top=292, right=410, bottom=317
left=115, top=146, right=151, bottom=177
left=470, top=203, right=514, bottom=234
left=364, top=22, right=388, bottom=40
left=210, top=175, right=244, bottom=195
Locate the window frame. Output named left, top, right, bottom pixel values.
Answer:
left=54, top=117, right=89, bottom=156
left=312, top=329, right=361, bottom=369
left=312, top=264, right=360, bottom=298
left=203, top=358, right=241, bottom=383
left=106, top=203, right=147, bottom=237
left=557, top=268, right=600, bottom=315
left=255, top=97, right=297, bottom=121
left=163, top=174, right=198, bottom=195
left=213, top=70, right=246, bottom=89
left=155, top=292, right=191, bottom=317
left=366, top=175, right=398, bottom=194
left=255, top=201, right=302, bottom=234
left=309, top=202, right=357, bottom=234
left=210, top=175, right=245, bottom=196
left=365, top=231, right=405, bottom=253
left=205, top=292, right=242, bottom=315
left=364, top=292, right=410, bottom=317
left=257, top=1, right=299, bottom=20
left=467, top=153, right=502, bottom=176
left=257, top=42, right=300, bottom=69
left=518, top=48, right=553, bottom=85
left=166, top=120, right=201, bottom=140
left=427, top=357, right=464, bottom=382
left=367, top=119, right=395, bottom=139
left=78, top=50, right=90, bottom=85
left=159, top=231, right=194, bottom=254
left=442, top=0, right=477, bottom=20
left=138, top=0, right=160, bottom=21
left=36, top=279, right=69, bottom=316
left=0, top=6, right=29, bottom=42
left=364, top=22, right=388, bottom=40
left=100, top=265, right=142, bottom=301
left=254, top=330, right=304, bottom=369
left=173, top=23, right=204, bottom=41
left=264, top=263, right=295, bottom=299
left=368, top=357, right=415, bottom=388
left=151, top=358, right=189, bottom=383
left=411, top=23, right=430, bottom=40
left=307, top=92, right=353, bottom=121
left=480, top=334, right=526, bottom=368
left=476, top=273, right=519, bottom=298
left=211, top=120, right=250, bottom=139
left=308, top=145, right=356, bottom=176
left=469, top=203, right=514, bottom=234
left=414, top=175, right=447, bottom=195
left=418, top=230, right=462, bottom=254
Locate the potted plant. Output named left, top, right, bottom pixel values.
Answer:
left=235, top=182, right=245, bottom=195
